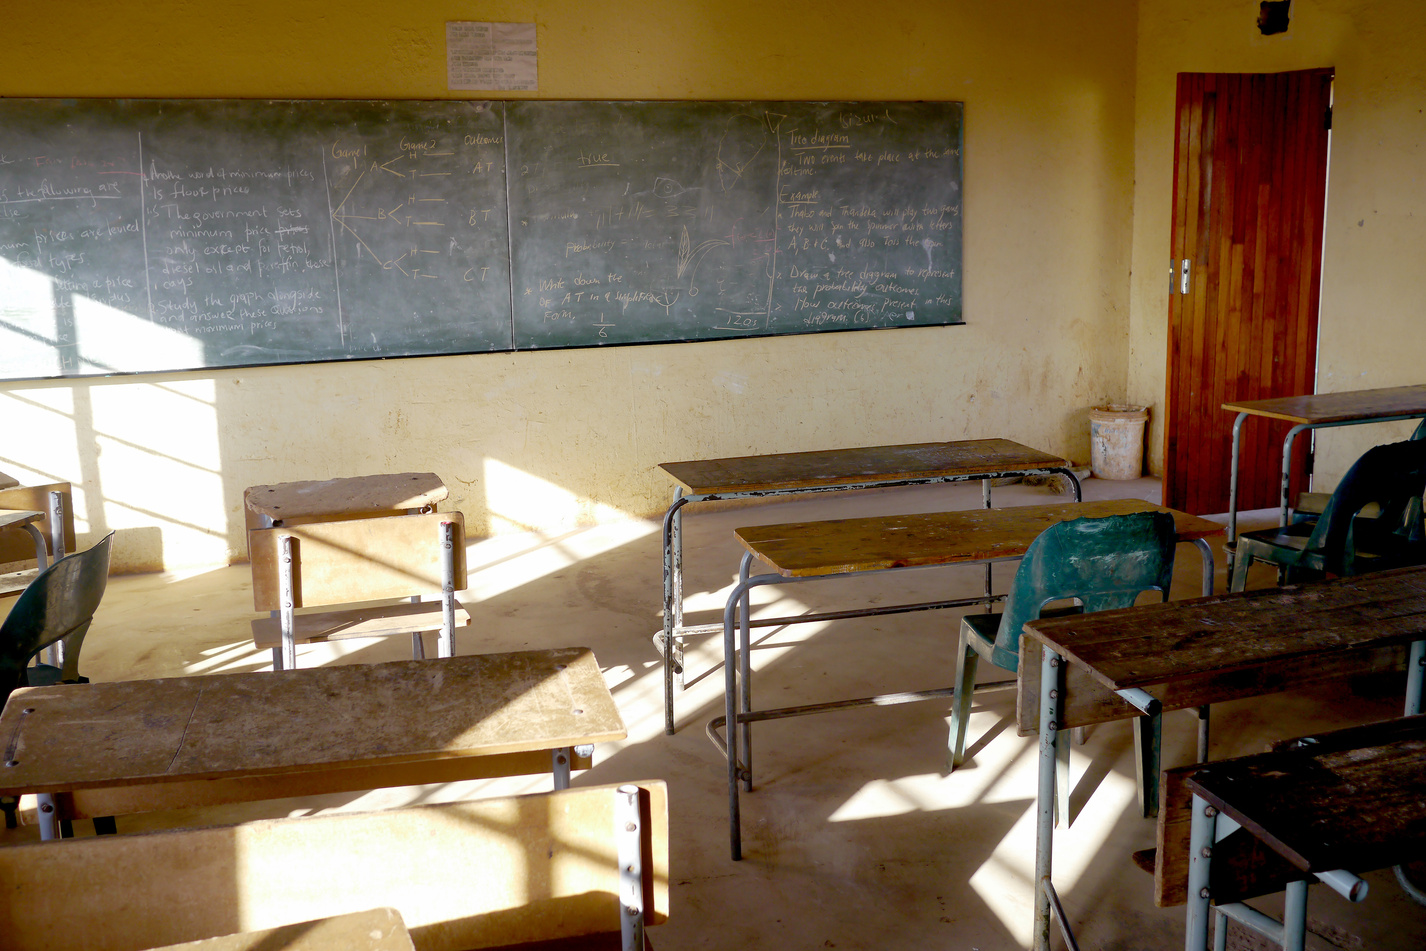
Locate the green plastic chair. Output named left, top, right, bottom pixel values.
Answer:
left=0, top=532, right=113, bottom=830
left=947, top=511, right=1177, bottom=816
left=1230, top=438, right=1426, bottom=592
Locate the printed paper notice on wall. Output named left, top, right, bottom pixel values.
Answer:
left=447, top=22, right=538, bottom=91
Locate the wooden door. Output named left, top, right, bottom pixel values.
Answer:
left=1163, top=70, right=1333, bottom=514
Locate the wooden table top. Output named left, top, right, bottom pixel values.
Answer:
left=0, top=648, right=624, bottom=797
left=660, top=439, right=1072, bottom=496
left=244, top=472, right=448, bottom=523
left=0, top=509, right=43, bottom=533
left=736, top=499, right=1222, bottom=578
left=149, top=908, right=414, bottom=951
left=1186, top=715, right=1426, bottom=875
left=1222, top=384, right=1426, bottom=425
left=1025, top=565, right=1426, bottom=694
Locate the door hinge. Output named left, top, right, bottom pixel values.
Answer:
left=1180, top=259, right=1191, bottom=295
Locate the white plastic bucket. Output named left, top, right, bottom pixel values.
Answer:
left=1088, top=404, right=1149, bottom=480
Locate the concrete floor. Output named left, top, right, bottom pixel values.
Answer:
left=4, top=476, right=1425, bottom=950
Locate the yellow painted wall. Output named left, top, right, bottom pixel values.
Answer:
left=1129, top=0, right=1426, bottom=489
left=2, top=1, right=1139, bottom=571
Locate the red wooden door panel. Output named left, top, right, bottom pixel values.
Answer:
left=1163, top=70, right=1332, bottom=514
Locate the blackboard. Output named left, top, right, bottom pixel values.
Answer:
left=0, top=99, right=962, bottom=381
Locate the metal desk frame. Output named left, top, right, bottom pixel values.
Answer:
left=660, top=461, right=1081, bottom=734
left=711, top=521, right=1215, bottom=861
left=1225, top=394, right=1426, bottom=572
left=1032, top=601, right=1426, bottom=951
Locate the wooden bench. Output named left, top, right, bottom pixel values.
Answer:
left=0, top=481, right=75, bottom=599
left=249, top=512, right=469, bottom=670
left=0, top=781, right=669, bottom=951
left=147, top=908, right=416, bottom=951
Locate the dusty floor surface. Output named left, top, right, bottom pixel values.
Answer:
left=3, top=475, right=1423, bottom=950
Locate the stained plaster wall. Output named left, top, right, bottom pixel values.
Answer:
left=1128, top=0, right=1426, bottom=487
left=1, top=1, right=1138, bottom=571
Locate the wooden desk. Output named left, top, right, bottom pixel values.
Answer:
left=1183, top=715, right=1426, bottom=950
left=147, top=908, right=415, bottom=951
left=1222, top=384, right=1426, bottom=566
left=244, top=471, right=448, bottom=529
left=0, top=471, right=18, bottom=490
left=714, top=498, right=1223, bottom=859
left=1023, top=567, right=1426, bottom=951
left=0, top=648, right=624, bottom=840
left=657, top=439, right=1079, bottom=733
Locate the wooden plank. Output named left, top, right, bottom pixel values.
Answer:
left=0, top=781, right=669, bottom=951
left=0, top=648, right=625, bottom=797
left=1222, top=384, right=1426, bottom=426
left=1025, top=566, right=1426, bottom=694
left=61, top=747, right=596, bottom=819
left=736, top=499, right=1221, bottom=578
left=1187, top=716, right=1426, bottom=876
left=249, top=512, right=467, bottom=611
left=145, top=908, right=415, bottom=951
left=244, top=473, right=448, bottom=525
left=0, top=567, right=38, bottom=599
left=0, top=482, right=74, bottom=563
left=1018, top=624, right=1408, bottom=734
left=0, top=470, right=18, bottom=490
left=659, top=439, right=1071, bottom=496
left=251, top=600, right=472, bottom=648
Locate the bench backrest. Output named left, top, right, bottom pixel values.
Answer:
left=0, top=781, right=667, bottom=951
left=249, top=512, right=467, bottom=612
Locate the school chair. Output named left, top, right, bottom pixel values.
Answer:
left=947, top=511, right=1177, bottom=817
left=1291, top=418, right=1426, bottom=525
left=249, top=512, right=469, bottom=670
left=1230, top=438, right=1426, bottom=592
left=0, top=781, right=670, bottom=951
left=0, top=531, right=113, bottom=829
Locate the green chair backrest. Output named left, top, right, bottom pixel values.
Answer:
left=0, top=532, right=113, bottom=709
left=988, top=512, right=1177, bottom=669
left=1308, top=439, right=1426, bottom=575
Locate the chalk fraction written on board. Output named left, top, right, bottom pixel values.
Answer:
left=0, top=99, right=511, bottom=379
left=505, top=100, right=962, bottom=348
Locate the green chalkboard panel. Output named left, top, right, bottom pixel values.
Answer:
left=0, top=99, right=511, bottom=379
left=506, top=100, right=962, bottom=348
left=1, top=98, right=962, bottom=381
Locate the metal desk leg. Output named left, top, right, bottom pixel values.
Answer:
left=1034, top=647, right=1064, bottom=951
left=737, top=552, right=755, bottom=794
left=661, top=490, right=689, bottom=735
left=1226, top=412, right=1248, bottom=576
left=1192, top=538, right=1215, bottom=598
left=552, top=747, right=572, bottom=790
left=982, top=479, right=994, bottom=608
left=1278, top=424, right=1311, bottom=528
left=724, top=568, right=746, bottom=860
left=1185, top=793, right=1215, bottom=950
left=1406, top=639, right=1425, bottom=715
left=36, top=793, right=58, bottom=841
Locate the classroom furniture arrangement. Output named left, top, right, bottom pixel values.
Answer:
left=708, top=498, right=1222, bottom=859
left=1223, top=383, right=1426, bottom=569
left=657, top=437, right=1080, bottom=733
left=1024, top=564, right=1426, bottom=951
left=0, top=648, right=624, bottom=841
left=243, top=473, right=467, bottom=670
left=1, top=98, right=962, bottom=381
left=0, top=781, right=669, bottom=951
left=1179, top=715, right=1426, bottom=951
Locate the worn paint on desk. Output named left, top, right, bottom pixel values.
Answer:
left=736, top=498, right=1221, bottom=577
left=0, top=648, right=624, bottom=795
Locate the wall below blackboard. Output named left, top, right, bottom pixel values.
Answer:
left=0, top=99, right=962, bottom=382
